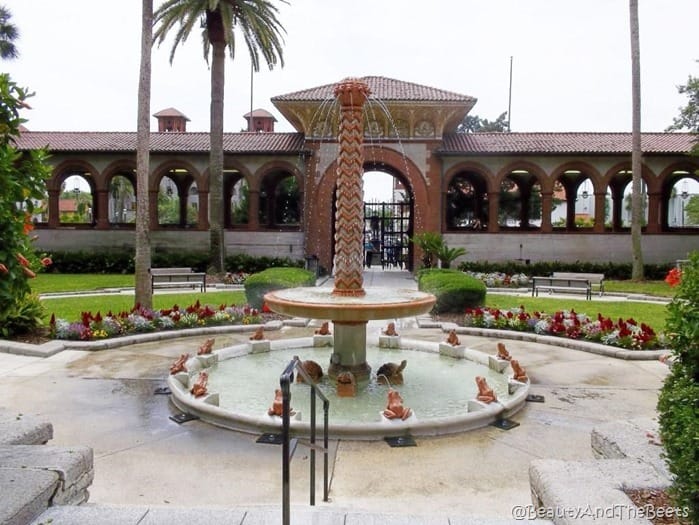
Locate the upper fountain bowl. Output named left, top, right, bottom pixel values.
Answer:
left=264, top=286, right=436, bottom=322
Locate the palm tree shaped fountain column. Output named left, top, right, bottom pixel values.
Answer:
left=264, top=78, right=435, bottom=382
left=328, top=79, right=372, bottom=379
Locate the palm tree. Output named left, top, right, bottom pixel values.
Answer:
left=0, top=5, right=19, bottom=60
left=629, top=0, right=644, bottom=280
left=135, top=0, right=153, bottom=308
left=154, top=0, right=286, bottom=273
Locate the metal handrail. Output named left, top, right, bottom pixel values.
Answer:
left=280, top=356, right=330, bottom=525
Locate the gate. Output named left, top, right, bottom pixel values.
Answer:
left=363, top=200, right=413, bottom=271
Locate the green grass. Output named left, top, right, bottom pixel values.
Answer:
left=32, top=273, right=134, bottom=294
left=485, top=295, right=668, bottom=332
left=605, top=279, right=674, bottom=298
left=41, top=291, right=247, bottom=324
left=31, top=273, right=672, bottom=333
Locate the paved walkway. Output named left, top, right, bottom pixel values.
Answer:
left=0, top=268, right=670, bottom=524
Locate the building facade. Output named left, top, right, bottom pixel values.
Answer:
left=16, top=77, right=699, bottom=271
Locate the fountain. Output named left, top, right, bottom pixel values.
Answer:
left=264, top=78, right=436, bottom=381
left=166, top=79, right=530, bottom=439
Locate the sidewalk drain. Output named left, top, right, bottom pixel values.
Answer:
left=256, top=433, right=283, bottom=445
left=491, top=418, right=520, bottom=431
left=169, top=413, right=199, bottom=424
left=384, top=435, right=416, bottom=447
left=526, top=394, right=545, bottom=403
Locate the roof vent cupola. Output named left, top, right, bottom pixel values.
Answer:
left=153, top=108, right=190, bottom=132
left=244, top=109, right=276, bottom=132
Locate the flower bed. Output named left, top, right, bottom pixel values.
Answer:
left=463, top=306, right=661, bottom=350
left=464, top=271, right=530, bottom=288
left=50, top=300, right=262, bottom=341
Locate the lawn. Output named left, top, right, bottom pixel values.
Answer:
left=33, top=273, right=671, bottom=335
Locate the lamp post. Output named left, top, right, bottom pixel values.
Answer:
left=73, top=185, right=80, bottom=218
left=681, top=189, right=688, bottom=227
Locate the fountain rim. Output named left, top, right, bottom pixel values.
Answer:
left=263, top=287, right=437, bottom=322
left=167, top=336, right=530, bottom=441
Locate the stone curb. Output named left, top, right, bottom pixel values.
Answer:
left=0, top=409, right=53, bottom=445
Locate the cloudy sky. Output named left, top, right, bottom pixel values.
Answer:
left=5, top=0, right=698, bottom=136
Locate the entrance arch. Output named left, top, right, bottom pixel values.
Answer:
left=308, top=145, right=429, bottom=273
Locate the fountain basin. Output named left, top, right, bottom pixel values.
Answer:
left=167, top=336, right=530, bottom=440
left=264, top=287, right=436, bottom=322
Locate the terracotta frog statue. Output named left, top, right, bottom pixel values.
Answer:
left=510, top=359, right=528, bottom=382
left=475, top=376, right=497, bottom=403
left=336, top=371, right=357, bottom=397
left=496, top=342, right=512, bottom=361
left=169, top=353, right=190, bottom=375
left=190, top=371, right=209, bottom=398
left=376, top=359, right=407, bottom=385
left=249, top=327, right=265, bottom=340
left=267, top=388, right=294, bottom=417
left=314, top=322, right=331, bottom=335
left=383, top=389, right=412, bottom=420
left=446, top=329, right=461, bottom=346
left=382, top=322, right=399, bottom=336
left=197, top=337, right=215, bottom=355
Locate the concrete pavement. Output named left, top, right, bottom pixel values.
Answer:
left=0, top=268, right=672, bottom=524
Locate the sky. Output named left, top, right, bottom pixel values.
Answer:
left=4, top=1, right=699, bottom=199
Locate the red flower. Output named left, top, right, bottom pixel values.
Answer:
left=40, top=257, right=52, bottom=267
left=664, top=267, right=682, bottom=287
left=16, top=253, right=30, bottom=267
left=262, top=302, right=271, bottom=313
left=0, top=263, right=8, bottom=274
left=22, top=267, right=36, bottom=278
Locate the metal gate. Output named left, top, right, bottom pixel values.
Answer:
left=363, top=200, right=413, bottom=271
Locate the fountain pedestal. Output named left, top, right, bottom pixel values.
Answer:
left=328, top=321, right=371, bottom=380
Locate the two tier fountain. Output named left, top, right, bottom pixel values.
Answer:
left=263, top=79, right=436, bottom=381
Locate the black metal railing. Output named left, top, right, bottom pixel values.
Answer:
left=279, top=356, right=330, bottom=525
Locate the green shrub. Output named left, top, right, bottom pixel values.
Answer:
left=457, top=260, right=671, bottom=280
left=0, top=293, right=44, bottom=338
left=658, top=251, right=699, bottom=521
left=417, top=268, right=486, bottom=314
left=244, top=267, right=316, bottom=309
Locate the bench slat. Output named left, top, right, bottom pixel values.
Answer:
left=531, top=276, right=592, bottom=300
left=149, top=268, right=206, bottom=292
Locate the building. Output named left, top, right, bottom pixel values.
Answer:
left=16, top=76, right=699, bottom=272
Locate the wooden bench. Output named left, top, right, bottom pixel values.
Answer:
left=149, top=267, right=207, bottom=292
left=552, top=272, right=605, bottom=296
left=531, top=276, right=592, bottom=300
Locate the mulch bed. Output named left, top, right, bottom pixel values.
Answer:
left=625, top=489, right=690, bottom=525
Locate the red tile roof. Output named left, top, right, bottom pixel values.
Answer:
left=153, top=107, right=190, bottom=120
left=439, top=132, right=697, bottom=155
left=16, top=130, right=696, bottom=156
left=272, top=76, right=477, bottom=104
left=15, top=131, right=308, bottom=154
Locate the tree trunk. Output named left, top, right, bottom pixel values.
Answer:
left=630, top=0, right=644, bottom=280
left=134, top=0, right=153, bottom=308
left=208, top=11, right=226, bottom=274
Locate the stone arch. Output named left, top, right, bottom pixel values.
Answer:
left=443, top=161, right=493, bottom=231
left=255, top=160, right=305, bottom=229
left=657, top=161, right=699, bottom=230
left=310, top=145, right=428, bottom=272
left=495, top=161, right=548, bottom=231
left=151, top=160, right=203, bottom=229
left=603, top=161, right=656, bottom=231
left=49, top=159, right=99, bottom=227
left=222, top=160, right=254, bottom=229
left=549, top=161, right=603, bottom=231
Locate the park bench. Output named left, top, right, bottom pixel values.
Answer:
left=531, top=276, right=592, bottom=300
left=552, top=272, right=605, bottom=296
left=149, top=267, right=207, bottom=292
